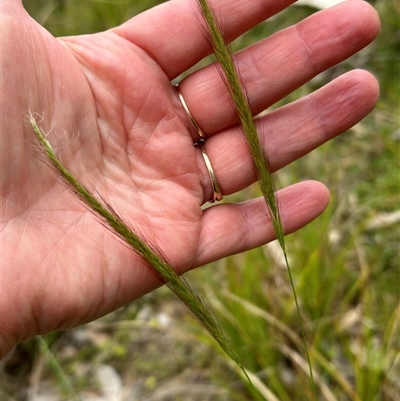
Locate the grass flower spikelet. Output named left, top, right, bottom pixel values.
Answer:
left=196, top=0, right=318, bottom=397
left=30, top=114, right=247, bottom=381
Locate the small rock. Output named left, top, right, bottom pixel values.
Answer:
left=95, top=364, right=123, bottom=401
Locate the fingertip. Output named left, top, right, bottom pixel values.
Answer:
left=316, top=0, right=381, bottom=51
left=308, top=180, right=331, bottom=212
left=348, top=0, right=381, bottom=27
left=351, top=0, right=381, bottom=36
left=333, top=0, right=380, bottom=39
left=349, top=69, right=380, bottom=111
left=306, top=69, right=380, bottom=137
left=280, top=180, right=330, bottom=235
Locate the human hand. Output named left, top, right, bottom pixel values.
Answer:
left=0, top=0, right=379, bottom=358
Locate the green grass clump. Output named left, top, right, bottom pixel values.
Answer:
left=193, top=195, right=398, bottom=400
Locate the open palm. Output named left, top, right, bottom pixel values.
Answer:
left=1, top=0, right=379, bottom=357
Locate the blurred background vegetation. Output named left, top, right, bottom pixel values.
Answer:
left=2, top=0, right=399, bottom=400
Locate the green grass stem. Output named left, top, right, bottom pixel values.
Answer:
left=37, top=336, right=81, bottom=401
left=196, top=0, right=318, bottom=397
left=30, top=114, right=250, bottom=382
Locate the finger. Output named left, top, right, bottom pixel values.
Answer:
left=3, top=0, right=24, bottom=14
left=113, top=0, right=296, bottom=78
left=197, top=69, right=379, bottom=203
left=178, top=0, right=380, bottom=134
left=193, top=181, right=330, bottom=267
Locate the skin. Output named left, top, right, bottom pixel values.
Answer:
left=0, top=0, right=380, bottom=358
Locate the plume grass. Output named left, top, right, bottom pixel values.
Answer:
left=196, top=0, right=318, bottom=397
left=29, top=114, right=250, bottom=381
